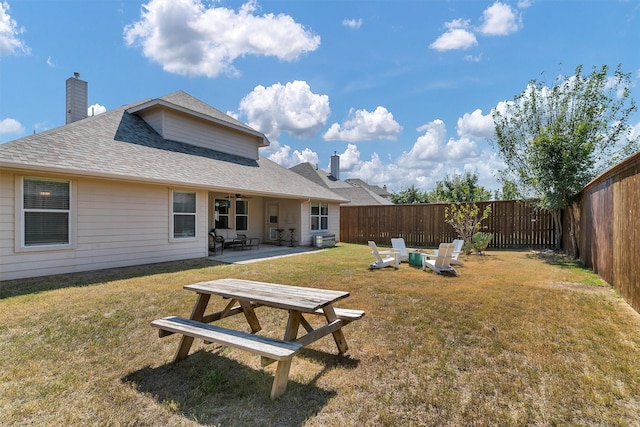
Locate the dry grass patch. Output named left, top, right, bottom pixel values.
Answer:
left=1, top=246, right=639, bottom=426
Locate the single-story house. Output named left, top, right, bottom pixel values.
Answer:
left=0, top=76, right=347, bottom=281
left=290, top=154, right=393, bottom=206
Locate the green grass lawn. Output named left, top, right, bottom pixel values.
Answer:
left=1, top=245, right=639, bottom=426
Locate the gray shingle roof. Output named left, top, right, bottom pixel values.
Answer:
left=289, top=162, right=393, bottom=205
left=0, top=92, right=346, bottom=202
left=345, top=178, right=392, bottom=197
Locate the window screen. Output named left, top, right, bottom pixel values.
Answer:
left=173, top=191, right=196, bottom=238
left=23, top=178, right=70, bottom=246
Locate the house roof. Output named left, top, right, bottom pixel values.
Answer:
left=345, top=178, right=392, bottom=198
left=129, top=91, right=269, bottom=147
left=289, top=162, right=393, bottom=205
left=0, top=91, right=346, bottom=202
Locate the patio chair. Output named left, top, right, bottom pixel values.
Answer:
left=422, top=242, right=457, bottom=275
left=208, top=231, right=224, bottom=255
left=368, top=241, right=399, bottom=270
left=391, top=238, right=419, bottom=262
left=430, top=238, right=464, bottom=266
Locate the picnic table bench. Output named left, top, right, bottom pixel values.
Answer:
left=151, top=278, right=364, bottom=399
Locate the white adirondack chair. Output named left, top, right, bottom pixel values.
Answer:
left=422, top=242, right=457, bottom=275
left=432, top=239, right=464, bottom=266
left=368, top=241, right=399, bottom=270
left=391, top=238, right=419, bottom=262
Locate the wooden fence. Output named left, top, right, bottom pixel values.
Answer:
left=562, top=151, right=640, bottom=314
left=340, top=200, right=556, bottom=249
left=341, top=152, right=640, bottom=315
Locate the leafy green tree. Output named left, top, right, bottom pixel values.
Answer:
left=426, top=171, right=492, bottom=203
left=444, top=202, right=492, bottom=254
left=390, top=184, right=427, bottom=204
left=494, top=180, right=519, bottom=200
left=492, top=64, right=638, bottom=252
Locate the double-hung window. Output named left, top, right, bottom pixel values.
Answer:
left=23, top=177, right=71, bottom=246
left=214, top=199, right=229, bottom=229
left=235, top=200, right=248, bottom=231
left=310, top=202, right=329, bottom=231
left=172, top=191, right=196, bottom=238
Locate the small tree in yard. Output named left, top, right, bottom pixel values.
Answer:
left=493, top=64, right=638, bottom=254
left=445, top=203, right=492, bottom=254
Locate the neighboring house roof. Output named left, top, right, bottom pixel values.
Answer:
left=289, top=162, right=393, bottom=205
left=345, top=178, right=392, bottom=198
left=0, top=91, right=346, bottom=202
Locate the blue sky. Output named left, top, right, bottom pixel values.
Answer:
left=1, top=0, right=639, bottom=194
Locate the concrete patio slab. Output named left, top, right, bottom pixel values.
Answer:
left=208, top=244, right=327, bottom=264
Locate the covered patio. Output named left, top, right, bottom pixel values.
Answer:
left=208, top=243, right=326, bottom=264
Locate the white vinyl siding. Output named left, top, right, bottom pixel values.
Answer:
left=1, top=172, right=208, bottom=281
left=138, top=109, right=259, bottom=159
left=301, top=201, right=341, bottom=246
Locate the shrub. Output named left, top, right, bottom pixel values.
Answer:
left=472, top=232, right=493, bottom=254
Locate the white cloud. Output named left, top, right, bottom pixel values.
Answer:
left=342, top=18, right=362, bottom=29
left=517, top=0, right=532, bottom=9
left=88, top=103, right=107, bottom=116
left=0, top=117, right=24, bottom=134
left=344, top=112, right=504, bottom=192
left=267, top=108, right=506, bottom=193
left=262, top=139, right=319, bottom=168
left=429, top=28, right=477, bottom=52
left=631, top=120, right=640, bottom=139
left=479, top=2, right=522, bottom=36
left=456, top=109, right=495, bottom=139
left=46, top=56, right=57, bottom=68
left=465, top=53, right=483, bottom=63
left=0, top=2, right=29, bottom=56
left=124, top=0, right=320, bottom=78
left=323, top=106, right=402, bottom=142
left=447, top=135, right=480, bottom=160
left=430, top=3, right=523, bottom=53
left=337, top=144, right=361, bottom=170
left=238, top=80, right=330, bottom=141
left=397, top=120, right=447, bottom=167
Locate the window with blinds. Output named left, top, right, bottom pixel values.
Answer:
left=172, top=191, right=196, bottom=238
left=23, top=178, right=70, bottom=246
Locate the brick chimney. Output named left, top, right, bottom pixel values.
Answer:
left=66, top=72, right=87, bottom=124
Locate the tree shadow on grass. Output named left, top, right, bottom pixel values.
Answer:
left=123, top=349, right=343, bottom=427
left=0, top=259, right=225, bottom=299
left=526, top=250, right=586, bottom=269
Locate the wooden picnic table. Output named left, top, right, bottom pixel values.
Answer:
left=151, top=278, right=364, bottom=398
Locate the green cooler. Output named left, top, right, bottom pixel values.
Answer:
left=408, top=252, right=422, bottom=267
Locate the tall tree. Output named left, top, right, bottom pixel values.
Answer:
left=390, top=184, right=427, bottom=204
left=426, top=171, right=492, bottom=203
left=492, top=64, right=638, bottom=252
left=494, top=180, right=519, bottom=201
